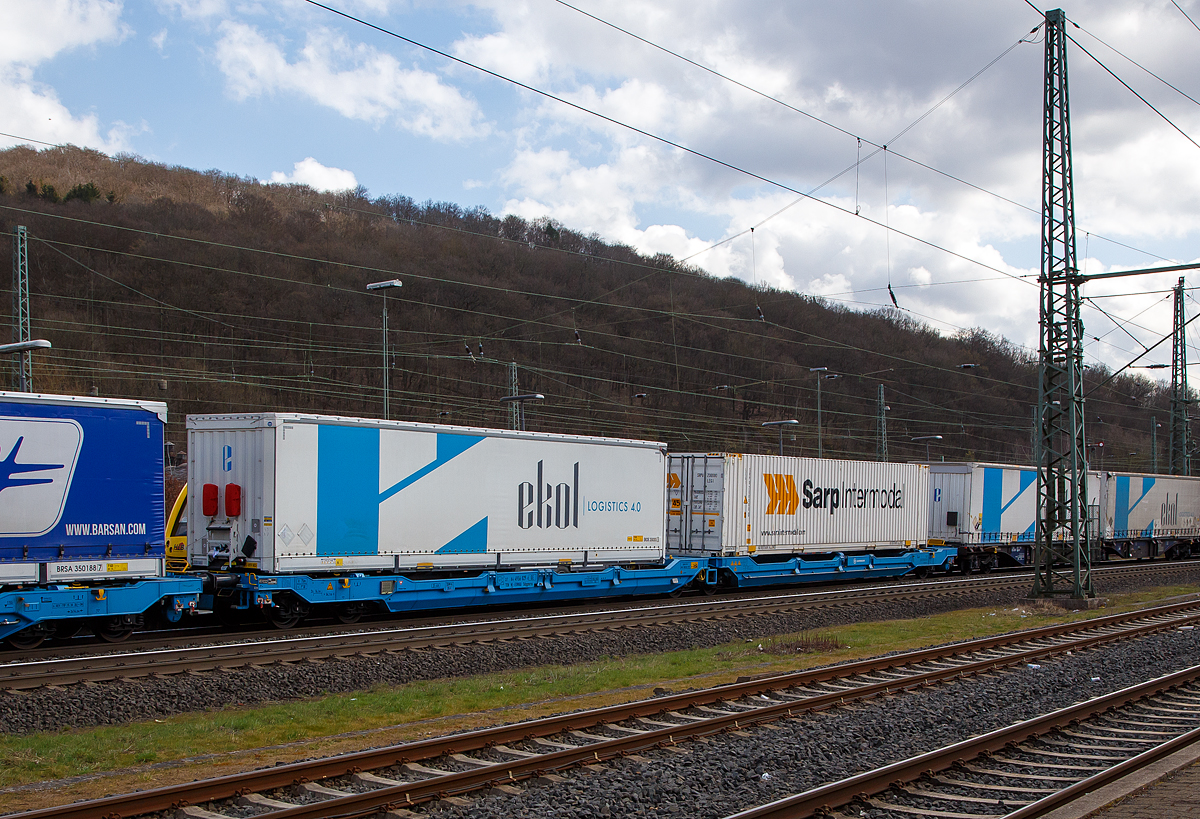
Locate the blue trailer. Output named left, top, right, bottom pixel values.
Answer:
left=0, top=391, right=201, bottom=648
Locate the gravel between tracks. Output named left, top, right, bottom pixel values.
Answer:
left=2, top=566, right=1198, bottom=734
left=415, top=624, right=1200, bottom=819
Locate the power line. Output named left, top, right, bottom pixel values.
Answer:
left=1171, top=0, right=1200, bottom=33
left=1072, top=21, right=1200, bottom=109
left=3, top=207, right=1037, bottom=397
left=1066, top=31, right=1200, bottom=152
left=0, top=131, right=58, bottom=148
left=301, top=0, right=1035, bottom=288
left=556, top=0, right=1042, bottom=238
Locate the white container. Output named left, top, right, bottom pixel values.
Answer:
left=667, top=453, right=928, bottom=556
left=187, top=413, right=667, bottom=574
left=1099, top=472, right=1200, bottom=543
left=928, top=462, right=1101, bottom=546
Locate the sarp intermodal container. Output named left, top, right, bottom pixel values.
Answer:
left=0, top=391, right=167, bottom=583
left=187, top=413, right=667, bottom=575
left=667, top=453, right=928, bottom=556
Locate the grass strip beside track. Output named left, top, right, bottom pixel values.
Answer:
left=1, top=585, right=1197, bottom=813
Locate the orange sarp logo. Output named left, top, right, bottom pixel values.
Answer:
left=763, top=474, right=799, bottom=514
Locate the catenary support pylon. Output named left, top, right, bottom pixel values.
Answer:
left=11, top=226, right=31, bottom=392
left=876, top=384, right=888, bottom=462
left=1031, top=9, right=1094, bottom=601
left=1169, top=277, right=1190, bottom=475
left=508, top=362, right=520, bottom=431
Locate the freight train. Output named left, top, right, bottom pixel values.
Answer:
left=1, top=391, right=1196, bottom=649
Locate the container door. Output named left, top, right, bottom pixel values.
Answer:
left=692, top=455, right=725, bottom=553
left=666, top=455, right=685, bottom=551
left=188, top=425, right=270, bottom=569
left=667, top=455, right=724, bottom=554
left=929, top=471, right=969, bottom=542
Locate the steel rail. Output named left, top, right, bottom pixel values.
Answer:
left=5, top=570, right=1024, bottom=658
left=1003, top=724, right=1200, bottom=818
left=723, top=663, right=1200, bottom=818
left=8, top=600, right=1200, bottom=819
left=1, top=560, right=1186, bottom=678
left=0, top=572, right=1049, bottom=689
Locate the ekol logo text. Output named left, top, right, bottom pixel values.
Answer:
left=518, top=460, right=580, bottom=529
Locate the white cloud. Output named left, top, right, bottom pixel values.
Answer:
left=268, top=157, right=358, bottom=192
left=214, top=21, right=488, bottom=141
left=0, top=0, right=125, bottom=68
left=908, top=266, right=932, bottom=287
left=807, top=271, right=854, bottom=298
left=0, top=0, right=131, bottom=152
left=0, top=81, right=136, bottom=153
left=154, top=0, right=230, bottom=21
left=453, top=0, right=1200, bottom=365
left=11, top=0, right=1196, bottom=372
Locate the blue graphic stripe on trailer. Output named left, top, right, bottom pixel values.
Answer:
left=1115, top=476, right=1130, bottom=535
left=436, top=517, right=488, bottom=554
left=1002, top=469, right=1036, bottom=514
left=1128, top=477, right=1155, bottom=513
left=982, top=468, right=1002, bottom=533
left=378, top=433, right=484, bottom=503
left=317, top=425, right=380, bottom=556
left=982, top=468, right=1035, bottom=536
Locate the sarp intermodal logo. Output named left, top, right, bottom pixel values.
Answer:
left=0, top=417, right=82, bottom=537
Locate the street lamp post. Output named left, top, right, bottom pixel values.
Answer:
left=366, top=279, right=402, bottom=420
left=500, top=393, right=544, bottom=432
left=762, top=419, right=799, bottom=456
left=0, top=339, right=51, bottom=392
left=809, top=368, right=839, bottom=458
left=911, top=434, right=943, bottom=462
left=1152, top=416, right=1161, bottom=473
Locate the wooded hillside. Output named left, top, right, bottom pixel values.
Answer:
left=0, top=145, right=1173, bottom=469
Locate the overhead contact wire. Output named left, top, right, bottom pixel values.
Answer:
left=302, top=0, right=1033, bottom=287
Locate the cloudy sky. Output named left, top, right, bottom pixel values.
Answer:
left=3, top=0, right=1199, bottom=372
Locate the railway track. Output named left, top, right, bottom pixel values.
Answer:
left=728, top=664, right=1200, bottom=818
left=11, top=566, right=1037, bottom=657
left=0, top=571, right=1015, bottom=689
left=2, top=561, right=1191, bottom=690
left=7, top=598, right=1200, bottom=819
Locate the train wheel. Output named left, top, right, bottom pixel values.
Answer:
left=335, top=604, right=365, bottom=625
left=267, top=595, right=307, bottom=629
left=92, top=616, right=135, bottom=643
left=268, top=611, right=300, bottom=629
left=5, top=624, right=53, bottom=650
